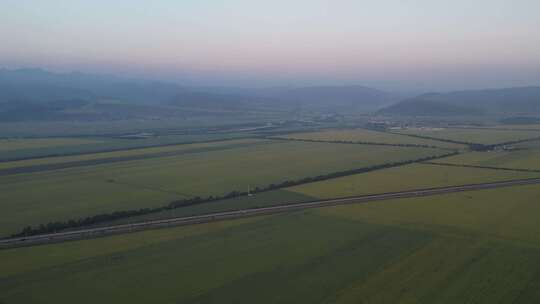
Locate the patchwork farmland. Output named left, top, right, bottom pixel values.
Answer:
left=2, top=125, right=540, bottom=304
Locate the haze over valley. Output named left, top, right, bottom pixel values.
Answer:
left=2, top=1, right=540, bottom=304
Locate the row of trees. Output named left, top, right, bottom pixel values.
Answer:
left=272, top=136, right=446, bottom=150
left=425, top=161, right=540, bottom=173
left=385, top=132, right=471, bottom=146
left=12, top=151, right=458, bottom=238
left=470, top=136, right=540, bottom=151
left=386, top=132, right=540, bottom=152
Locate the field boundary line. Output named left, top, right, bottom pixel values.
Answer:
left=386, top=131, right=474, bottom=146
left=423, top=161, right=540, bottom=173
left=5, top=150, right=459, bottom=239
left=266, top=136, right=456, bottom=150
left=0, top=140, right=271, bottom=176
left=443, top=126, right=540, bottom=132
left=2, top=177, right=540, bottom=249
left=0, top=136, right=262, bottom=163
left=388, top=130, right=540, bottom=151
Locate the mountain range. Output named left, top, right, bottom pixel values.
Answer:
left=0, top=68, right=398, bottom=122
left=1, top=68, right=540, bottom=122
left=379, top=87, right=540, bottom=116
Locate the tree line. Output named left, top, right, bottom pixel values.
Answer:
left=386, top=132, right=540, bottom=151
left=12, top=151, right=459, bottom=238
left=270, top=136, right=450, bottom=150
left=470, top=136, right=540, bottom=151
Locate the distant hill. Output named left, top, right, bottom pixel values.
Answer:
left=0, top=68, right=182, bottom=104
left=166, top=91, right=270, bottom=111
left=167, top=85, right=397, bottom=112
left=379, top=87, right=540, bottom=116
left=379, top=98, right=483, bottom=116
left=0, top=68, right=191, bottom=121
left=0, top=68, right=397, bottom=122
left=253, top=85, right=399, bottom=112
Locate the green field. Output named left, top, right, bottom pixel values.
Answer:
left=486, top=124, right=540, bottom=130
left=276, top=128, right=465, bottom=149
left=433, top=151, right=540, bottom=170
left=394, top=127, right=540, bottom=145
left=105, top=162, right=540, bottom=226
left=432, top=140, right=540, bottom=170
left=0, top=138, right=263, bottom=170
left=0, top=112, right=286, bottom=137
left=90, top=189, right=317, bottom=227
left=517, top=139, right=540, bottom=149
left=0, top=137, right=103, bottom=151
left=4, top=122, right=540, bottom=303
left=287, top=163, right=540, bottom=199
left=0, top=140, right=443, bottom=236
left=0, top=133, right=254, bottom=161
left=3, top=185, right=540, bottom=303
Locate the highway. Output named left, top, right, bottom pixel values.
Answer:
left=2, top=177, right=540, bottom=249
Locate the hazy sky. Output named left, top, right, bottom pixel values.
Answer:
left=2, top=0, right=540, bottom=90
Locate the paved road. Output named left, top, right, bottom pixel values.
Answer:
left=2, top=177, right=540, bottom=249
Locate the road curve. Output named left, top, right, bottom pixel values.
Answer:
left=2, top=177, right=540, bottom=249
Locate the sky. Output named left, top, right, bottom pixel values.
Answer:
left=1, top=0, right=540, bottom=91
